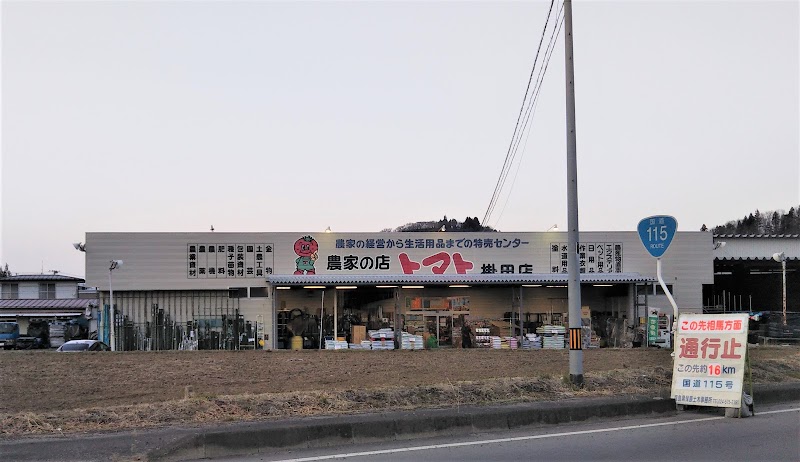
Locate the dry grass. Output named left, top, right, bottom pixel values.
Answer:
left=1, top=346, right=797, bottom=438
left=0, top=370, right=659, bottom=437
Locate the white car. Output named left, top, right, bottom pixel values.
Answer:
left=56, top=339, right=111, bottom=352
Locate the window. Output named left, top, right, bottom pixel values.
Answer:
left=39, top=283, right=56, bottom=299
left=637, top=283, right=674, bottom=296
left=228, top=287, right=248, bottom=299
left=655, top=284, right=674, bottom=296
left=2, top=283, right=19, bottom=299
left=249, top=287, right=268, bottom=298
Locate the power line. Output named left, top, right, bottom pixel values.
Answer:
left=494, top=7, right=565, bottom=227
left=483, top=0, right=556, bottom=226
left=486, top=2, right=565, bottom=229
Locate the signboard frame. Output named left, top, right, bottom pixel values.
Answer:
left=671, top=313, right=749, bottom=408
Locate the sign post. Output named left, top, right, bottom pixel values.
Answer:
left=637, top=215, right=679, bottom=321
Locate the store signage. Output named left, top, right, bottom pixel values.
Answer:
left=549, top=242, right=624, bottom=274
left=637, top=216, right=677, bottom=259
left=671, top=313, right=749, bottom=408
left=647, top=309, right=659, bottom=346
left=187, top=244, right=274, bottom=279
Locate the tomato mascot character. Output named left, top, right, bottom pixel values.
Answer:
left=293, top=235, right=319, bottom=275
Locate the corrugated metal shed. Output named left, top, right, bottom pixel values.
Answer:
left=0, top=274, right=85, bottom=282
left=713, top=234, right=800, bottom=260
left=268, top=272, right=653, bottom=286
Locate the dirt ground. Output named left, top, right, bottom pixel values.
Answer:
left=1, top=346, right=798, bottom=437
left=0, top=348, right=672, bottom=413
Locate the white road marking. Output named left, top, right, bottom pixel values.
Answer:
left=274, top=412, right=785, bottom=462
left=756, top=408, right=800, bottom=415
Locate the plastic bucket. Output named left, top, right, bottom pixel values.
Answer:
left=291, top=336, right=303, bottom=350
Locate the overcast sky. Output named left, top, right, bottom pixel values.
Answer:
left=2, top=0, right=798, bottom=278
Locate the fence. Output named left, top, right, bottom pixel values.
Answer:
left=100, top=290, right=256, bottom=351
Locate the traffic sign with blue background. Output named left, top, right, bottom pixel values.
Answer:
left=637, top=215, right=678, bottom=258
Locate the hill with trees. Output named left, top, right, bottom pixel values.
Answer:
left=709, top=205, right=800, bottom=234
left=383, top=216, right=496, bottom=233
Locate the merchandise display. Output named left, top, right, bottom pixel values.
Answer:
left=324, top=339, right=348, bottom=350
left=400, top=332, right=424, bottom=350
left=369, top=328, right=395, bottom=350
left=537, top=325, right=566, bottom=349
left=521, top=333, right=542, bottom=349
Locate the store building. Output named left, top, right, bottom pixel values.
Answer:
left=82, top=231, right=713, bottom=351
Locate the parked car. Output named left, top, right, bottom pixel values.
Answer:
left=0, top=321, right=19, bottom=350
left=56, top=339, right=110, bottom=352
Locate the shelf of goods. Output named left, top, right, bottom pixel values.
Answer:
left=502, top=337, right=518, bottom=349
left=474, top=335, right=520, bottom=349
left=474, top=327, right=492, bottom=348
left=537, top=325, right=566, bottom=349
left=583, top=326, right=600, bottom=348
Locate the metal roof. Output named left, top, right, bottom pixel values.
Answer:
left=0, top=274, right=85, bottom=282
left=0, top=299, right=97, bottom=309
left=713, top=234, right=799, bottom=261
left=268, top=272, right=653, bottom=286
left=713, top=234, right=799, bottom=239
left=0, top=312, right=86, bottom=318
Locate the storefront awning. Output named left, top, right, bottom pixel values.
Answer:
left=268, top=272, right=654, bottom=286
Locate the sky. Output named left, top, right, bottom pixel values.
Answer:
left=1, top=0, right=798, bottom=279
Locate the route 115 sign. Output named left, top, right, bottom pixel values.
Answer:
left=637, top=215, right=677, bottom=258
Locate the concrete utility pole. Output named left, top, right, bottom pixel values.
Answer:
left=564, top=0, right=584, bottom=386
left=108, top=259, right=123, bottom=352
left=773, top=252, right=787, bottom=325
left=394, top=288, right=401, bottom=350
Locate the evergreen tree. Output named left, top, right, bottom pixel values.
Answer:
left=754, top=210, right=763, bottom=233
left=785, top=207, right=798, bottom=233
left=769, top=211, right=780, bottom=234
left=743, top=214, right=754, bottom=233
left=711, top=204, right=800, bottom=235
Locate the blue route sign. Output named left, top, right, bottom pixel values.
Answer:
left=637, top=215, right=678, bottom=259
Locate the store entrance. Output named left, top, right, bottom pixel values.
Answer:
left=424, top=312, right=453, bottom=347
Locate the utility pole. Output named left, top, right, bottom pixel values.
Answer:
left=564, top=0, right=584, bottom=386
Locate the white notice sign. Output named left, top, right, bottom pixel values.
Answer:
left=671, top=313, right=749, bottom=408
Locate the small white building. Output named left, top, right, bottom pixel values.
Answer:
left=81, top=230, right=713, bottom=351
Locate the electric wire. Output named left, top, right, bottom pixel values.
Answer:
left=483, top=0, right=557, bottom=227
left=493, top=7, right=565, bottom=227
left=483, top=1, right=556, bottom=227
left=486, top=2, right=565, bottom=228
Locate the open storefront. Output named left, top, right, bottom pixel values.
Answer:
left=83, top=231, right=712, bottom=351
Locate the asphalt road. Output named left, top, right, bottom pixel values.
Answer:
left=208, top=402, right=800, bottom=462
